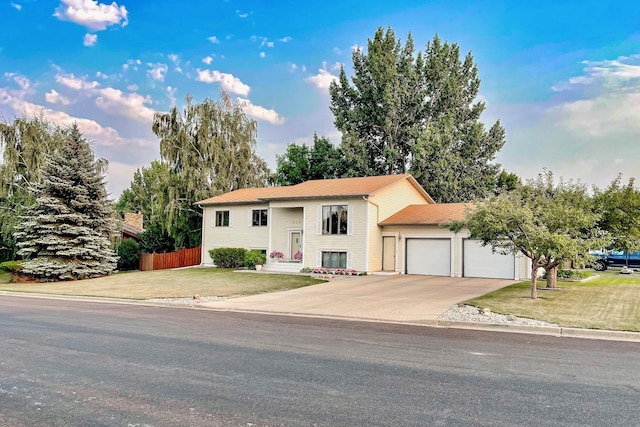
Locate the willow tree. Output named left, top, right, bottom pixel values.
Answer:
left=0, top=115, right=65, bottom=261
left=151, top=92, right=271, bottom=247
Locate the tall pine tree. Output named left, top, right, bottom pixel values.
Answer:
left=16, top=125, right=117, bottom=281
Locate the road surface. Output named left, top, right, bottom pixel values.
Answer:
left=0, top=295, right=638, bottom=426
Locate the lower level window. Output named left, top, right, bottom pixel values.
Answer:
left=322, top=251, right=347, bottom=268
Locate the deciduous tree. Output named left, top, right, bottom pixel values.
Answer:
left=150, top=92, right=271, bottom=247
left=330, top=27, right=505, bottom=202
left=0, top=115, right=65, bottom=261
left=454, top=170, right=609, bottom=298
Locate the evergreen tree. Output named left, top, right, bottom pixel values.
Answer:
left=274, top=134, right=345, bottom=186
left=16, top=125, right=117, bottom=281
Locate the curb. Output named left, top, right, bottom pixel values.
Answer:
left=2, top=291, right=640, bottom=343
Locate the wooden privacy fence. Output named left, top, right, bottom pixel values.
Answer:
left=139, top=247, right=201, bottom=271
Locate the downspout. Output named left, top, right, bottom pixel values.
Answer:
left=197, top=203, right=206, bottom=266
left=363, top=196, right=380, bottom=273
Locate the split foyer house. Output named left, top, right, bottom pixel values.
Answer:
left=196, top=174, right=530, bottom=280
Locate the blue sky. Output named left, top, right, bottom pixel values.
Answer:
left=1, top=0, right=640, bottom=197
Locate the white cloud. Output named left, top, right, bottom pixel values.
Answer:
left=0, top=84, right=121, bottom=146
left=56, top=73, right=99, bottom=90
left=54, top=0, right=128, bottom=31
left=279, top=36, right=292, bottom=42
left=122, top=58, right=141, bottom=72
left=127, top=84, right=138, bottom=91
left=83, top=33, right=97, bottom=46
left=45, top=89, right=70, bottom=105
left=236, top=10, right=248, bottom=18
left=168, top=53, right=179, bottom=64
left=290, top=64, right=298, bottom=72
left=55, top=72, right=155, bottom=121
left=259, top=52, right=265, bottom=58
left=147, top=63, right=168, bottom=81
left=305, top=69, right=339, bottom=91
left=202, top=56, right=213, bottom=65
left=236, top=98, right=284, bottom=125
left=166, top=86, right=177, bottom=106
left=208, top=36, right=220, bottom=43
left=4, top=72, right=31, bottom=90
left=94, top=87, right=155, bottom=121
left=266, top=41, right=274, bottom=48
left=11, top=3, right=22, bottom=10
left=96, top=71, right=108, bottom=79
left=196, top=69, right=250, bottom=96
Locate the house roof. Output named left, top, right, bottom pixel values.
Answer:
left=196, top=174, right=435, bottom=205
left=379, top=203, right=472, bottom=226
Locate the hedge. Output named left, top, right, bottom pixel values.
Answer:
left=209, top=248, right=247, bottom=268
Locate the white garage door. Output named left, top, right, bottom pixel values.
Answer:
left=406, top=239, right=451, bottom=276
left=463, top=239, right=514, bottom=279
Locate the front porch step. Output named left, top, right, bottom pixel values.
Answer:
left=262, top=262, right=303, bottom=274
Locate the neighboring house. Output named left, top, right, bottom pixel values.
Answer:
left=196, top=174, right=530, bottom=280
left=122, top=213, right=144, bottom=240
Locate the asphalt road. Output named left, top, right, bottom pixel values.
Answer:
left=0, top=296, right=639, bottom=427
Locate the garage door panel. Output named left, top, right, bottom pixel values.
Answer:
left=463, top=240, right=514, bottom=279
left=406, top=239, right=451, bottom=276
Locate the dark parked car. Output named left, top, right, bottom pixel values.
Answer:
left=591, top=250, right=640, bottom=271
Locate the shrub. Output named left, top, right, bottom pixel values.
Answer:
left=210, top=248, right=247, bottom=268
left=244, top=250, right=267, bottom=270
left=553, top=269, right=591, bottom=281
left=115, top=239, right=140, bottom=270
left=0, top=260, right=24, bottom=273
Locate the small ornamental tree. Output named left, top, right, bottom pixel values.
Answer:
left=451, top=170, right=610, bottom=299
left=15, top=125, right=118, bottom=281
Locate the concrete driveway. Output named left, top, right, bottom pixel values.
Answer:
left=200, top=275, right=517, bottom=324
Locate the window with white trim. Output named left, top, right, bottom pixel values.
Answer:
left=322, top=251, right=347, bottom=268
left=215, top=210, right=229, bottom=227
left=322, top=205, right=348, bottom=235
left=252, top=209, right=268, bottom=226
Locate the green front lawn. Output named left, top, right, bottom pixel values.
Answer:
left=0, top=267, right=324, bottom=300
left=466, top=273, right=640, bottom=331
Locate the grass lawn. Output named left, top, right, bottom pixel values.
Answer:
left=466, top=270, right=640, bottom=332
left=0, top=267, right=325, bottom=300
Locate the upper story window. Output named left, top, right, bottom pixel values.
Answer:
left=252, top=209, right=268, bottom=226
left=215, top=210, right=229, bottom=227
left=322, top=205, right=348, bottom=235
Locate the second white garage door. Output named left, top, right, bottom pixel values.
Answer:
left=463, top=239, right=514, bottom=279
left=406, top=238, right=451, bottom=276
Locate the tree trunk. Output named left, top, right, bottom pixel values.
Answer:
left=530, top=265, right=539, bottom=299
left=546, top=264, right=558, bottom=289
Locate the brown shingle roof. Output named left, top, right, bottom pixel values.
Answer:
left=196, top=174, right=434, bottom=205
left=379, top=203, right=472, bottom=226
left=196, top=186, right=289, bottom=205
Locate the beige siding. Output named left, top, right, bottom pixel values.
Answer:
left=369, top=179, right=432, bottom=222
left=364, top=178, right=433, bottom=272
left=269, top=198, right=369, bottom=271
left=201, top=204, right=269, bottom=265
left=269, top=207, right=303, bottom=260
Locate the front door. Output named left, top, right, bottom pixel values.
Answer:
left=290, top=231, right=302, bottom=261
left=382, top=236, right=396, bottom=271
